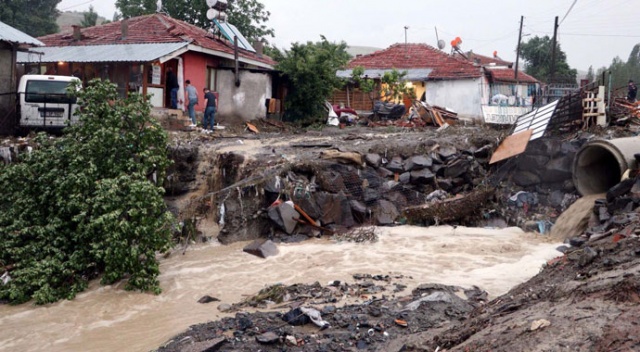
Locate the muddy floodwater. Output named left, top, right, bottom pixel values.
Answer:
left=0, top=226, right=562, bottom=352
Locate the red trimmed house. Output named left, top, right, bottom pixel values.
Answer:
left=17, top=14, right=278, bottom=122
left=335, top=43, right=539, bottom=122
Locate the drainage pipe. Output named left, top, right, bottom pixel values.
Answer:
left=573, top=137, right=640, bottom=195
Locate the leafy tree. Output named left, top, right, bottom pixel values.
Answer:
left=0, top=0, right=60, bottom=37
left=520, top=35, right=577, bottom=83
left=272, top=36, right=351, bottom=121
left=81, top=5, right=98, bottom=28
left=115, top=0, right=274, bottom=42
left=0, top=80, right=174, bottom=305
left=351, top=66, right=415, bottom=102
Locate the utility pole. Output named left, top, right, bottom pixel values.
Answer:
left=515, top=15, right=524, bottom=82
left=549, top=16, right=559, bottom=84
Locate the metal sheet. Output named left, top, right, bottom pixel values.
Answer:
left=16, top=42, right=188, bottom=63
left=0, top=20, right=44, bottom=46
left=213, top=19, right=256, bottom=53
left=336, top=68, right=432, bottom=81
left=489, top=129, right=534, bottom=164
left=512, top=99, right=559, bottom=140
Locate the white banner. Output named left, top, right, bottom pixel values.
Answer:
left=482, top=105, right=531, bottom=125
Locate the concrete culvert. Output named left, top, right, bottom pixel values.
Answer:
left=573, top=137, right=640, bottom=195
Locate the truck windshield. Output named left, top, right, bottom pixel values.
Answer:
left=25, top=80, right=78, bottom=104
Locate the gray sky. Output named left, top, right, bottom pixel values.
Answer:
left=58, top=0, right=640, bottom=71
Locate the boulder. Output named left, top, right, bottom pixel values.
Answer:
left=316, top=192, right=355, bottom=227
left=372, top=200, right=399, bottom=225
left=541, top=156, right=573, bottom=183
left=363, top=188, right=381, bottom=205
left=243, top=239, right=279, bottom=258
left=517, top=155, right=549, bottom=173
left=384, top=192, right=408, bottom=209
left=365, top=153, right=382, bottom=168
left=399, top=172, right=411, bottom=184
left=296, top=196, right=322, bottom=221
left=350, top=200, right=368, bottom=223
left=277, top=202, right=300, bottom=234
left=360, top=169, right=383, bottom=189
left=410, top=169, right=435, bottom=184
left=444, top=158, right=471, bottom=179
left=404, top=155, right=433, bottom=171
left=437, top=178, right=453, bottom=191
left=377, top=167, right=394, bottom=178
left=386, top=156, right=404, bottom=173
left=256, top=332, right=280, bottom=345
left=513, top=171, right=540, bottom=187
left=438, top=146, right=458, bottom=160
left=318, top=170, right=346, bottom=193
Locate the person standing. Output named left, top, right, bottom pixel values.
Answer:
left=166, top=67, right=179, bottom=109
left=628, top=80, right=637, bottom=103
left=185, top=80, right=198, bottom=126
left=203, top=88, right=217, bottom=131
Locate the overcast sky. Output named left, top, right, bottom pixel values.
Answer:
left=58, top=0, right=640, bottom=72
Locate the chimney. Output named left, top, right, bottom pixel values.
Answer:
left=252, top=40, right=264, bottom=57
left=121, top=18, right=129, bottom=40
left=72, top=25, right=81, bottom=41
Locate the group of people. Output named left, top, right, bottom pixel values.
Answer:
left=166, top=67, right=218, bottom=130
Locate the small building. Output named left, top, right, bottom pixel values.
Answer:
left=335, top=43, right=485, bottom=119
left=0, top=20, right=44, bottom=135
left=17, top=14, right=277, bottom=122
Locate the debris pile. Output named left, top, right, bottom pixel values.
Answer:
left=157, top=276, right=488, bottom=352
left=609, top=97, right=640, bottom=125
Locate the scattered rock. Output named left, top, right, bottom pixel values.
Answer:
left=372, top=200, right=399, bottom=225
left=530, top=319, right=551, bottom=331
left=386, top=156, right=404, bottom=173
left=217, top=303, right=232, bottom=312
left=365, top=153, right=382, bottom=168
left=198, top=295, right=220, bottom=304
left=243, top=239, right=279, bottom=258
left=404, top=155, right=433, bottom=171
left=256, top=331, right=279, bottom=344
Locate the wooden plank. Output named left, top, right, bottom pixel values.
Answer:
left=489, top=129, right=534, bottom=164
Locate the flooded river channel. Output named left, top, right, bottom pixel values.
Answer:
left=0, top=225, right=561, bottom=352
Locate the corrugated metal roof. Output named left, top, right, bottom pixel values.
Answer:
left=0, top=20, right=44, bottom=46
left=17, top=42, right=189, bottom=63
left=337, top=68, right=433, bottom=81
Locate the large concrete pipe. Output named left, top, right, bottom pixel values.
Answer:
left=573, top=137, right=640, bottom=195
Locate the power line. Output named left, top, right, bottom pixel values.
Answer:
left=60, top=0, right=96, bottom=11
left=559, top=0, right=578, bottom=25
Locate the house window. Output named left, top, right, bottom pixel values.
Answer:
left=207, top=67, right=218, bottom=91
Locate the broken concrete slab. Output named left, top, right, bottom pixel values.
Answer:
left=243, top=239, right=279, bottom=258
left=277, top=202, right=300, bottom=234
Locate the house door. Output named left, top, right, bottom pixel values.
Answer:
left=164, top=59, right=179, bottom=108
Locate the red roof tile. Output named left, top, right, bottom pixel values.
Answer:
left=38, top=14, right=275, bottom=67
left=487, top=68, right=538, bottom=83
left=347, top=43, right=482, bottom=79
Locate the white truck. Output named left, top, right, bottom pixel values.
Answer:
left=17, top=74, right=81, bottom=130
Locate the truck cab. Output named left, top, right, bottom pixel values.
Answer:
left=17, top=75, right=81, bottom=130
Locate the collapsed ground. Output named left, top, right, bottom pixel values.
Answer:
left=147, top=117, right=640, bottom=351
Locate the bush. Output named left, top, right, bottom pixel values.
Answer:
left=0, top=79, right=174, bottom=304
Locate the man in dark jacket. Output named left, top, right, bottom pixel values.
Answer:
left=203, top=88, right=217, bottom=131
left=628, top=80, right=637, bottom=103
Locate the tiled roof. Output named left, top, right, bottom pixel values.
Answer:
left=487, top=68, right=538, bottom=83
left=347, top=43, right=482, bottom=79
left=37, top=14, right=275, bottom=67
left=463, top=52, right=513, bottom=67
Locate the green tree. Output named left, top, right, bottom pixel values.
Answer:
left=0, top=0, right=60, bottom=37
left=586, top=65, right=595, bottom=83
left=0, top=80, right=174, bottom=305
left=351, top=66, right=415, bottom=102
left=272, top=36, right=351, bottom=121
left=115, top=0, right=274, bottom=42
left=80, top=5, right=98, bottom=27
left=520, top=35, right=577, bottom=83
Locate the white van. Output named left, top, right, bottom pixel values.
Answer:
left=17, top=75, right=81, bottom=130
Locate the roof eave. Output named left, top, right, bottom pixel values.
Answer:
left=186, top=44, right=274, bottom=70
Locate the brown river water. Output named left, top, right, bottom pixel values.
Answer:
left=0, top=225, right=562, bottom=352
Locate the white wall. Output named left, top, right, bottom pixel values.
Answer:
left=217, top=70, right=272, bottom=122
left=424, top=78, right=485, bottom=119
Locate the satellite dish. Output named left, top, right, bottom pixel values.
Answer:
left=437, top=39, right=445, bottom=50
left=206, top=9, right=219, bottom=20
left=206, top=0, right=218, bottom=7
